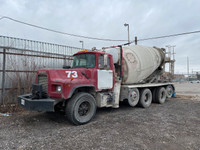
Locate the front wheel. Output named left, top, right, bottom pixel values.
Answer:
left=65, top=92, right=96, bottom=125
left=128, top=88, right=140, bottom=107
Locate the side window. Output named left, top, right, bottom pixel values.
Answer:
left=98, top=56, right=104, bottom=69
left=98, top=55, right=111, bottom=69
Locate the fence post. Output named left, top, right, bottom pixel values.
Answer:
left=63, top=55, right=67, bottom=67
left=1, top=48, right=6, bottom=105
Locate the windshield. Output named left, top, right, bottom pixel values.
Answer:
left=72, top=54, right=96, bottom=68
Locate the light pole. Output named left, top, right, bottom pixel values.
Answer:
left=80, top=41, right=84, bottom=49
left=124, top=23, right=130, bottom=44
left=187, top=56, right=189, bottom=81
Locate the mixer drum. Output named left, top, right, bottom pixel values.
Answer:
left=122, top=45, right=165, bottom=84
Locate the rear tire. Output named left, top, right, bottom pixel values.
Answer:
left=65, top=92, right=96, bottom=125
left=152, top=88, right=157, bottom=103
left=128, top=88, right=140, bottom=107
left=155, top=87, right=167, bottom=104
left=166, top=85, right=174, bottom=98
left=139, top=88, right=152, bottom=108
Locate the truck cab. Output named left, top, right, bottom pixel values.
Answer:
left=18, top=50, right=119, bottom=125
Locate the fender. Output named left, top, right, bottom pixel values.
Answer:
left=67, top=85, right=95, bottom=99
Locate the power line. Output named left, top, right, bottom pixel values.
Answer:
left=124, top=30, right=200, bottom=45
left=138, top=30, right=200, bottom=42
left=0, top=16, right=127, bottom=42
left=1, top=16, right=200, bottom=43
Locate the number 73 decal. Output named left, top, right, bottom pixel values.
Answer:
left=65, top=71, right=78, bottom=78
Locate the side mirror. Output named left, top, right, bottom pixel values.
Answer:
left=104, top=54, right=108, bottom=67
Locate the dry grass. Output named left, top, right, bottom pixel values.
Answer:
left=1, top=52, right=39, bottom=112
left=0, top=102, right=25, bottom=113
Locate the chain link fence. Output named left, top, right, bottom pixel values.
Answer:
left=0, top=35, right=82, bottom=105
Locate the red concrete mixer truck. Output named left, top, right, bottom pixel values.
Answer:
left=18, top=45, right=175, bottom=125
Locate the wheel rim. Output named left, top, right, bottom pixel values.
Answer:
left=130, top=91, right=137, bottom=102
left=161, top=91, right=165, bottom=99
left=144, top=92, right=151, bottom=103
left=78, top=101, right=91, bottom=116
left=167, top=88, right=172, bottom=95
left=128, top=88, right=139, bottom=107
left=166, top=86, right=173, bottom=98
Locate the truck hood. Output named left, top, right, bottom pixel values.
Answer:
left=36, top=68, right=95, bottom=99
left=37, top=68, right=92, bottom=84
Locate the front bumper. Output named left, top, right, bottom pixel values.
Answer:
left=18, top=94, right=55, bottom=111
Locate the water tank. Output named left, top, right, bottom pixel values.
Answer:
left=106, top=45, right=165, bottom=84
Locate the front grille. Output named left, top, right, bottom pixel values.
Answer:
left=38, top=74, right=48, bottom=97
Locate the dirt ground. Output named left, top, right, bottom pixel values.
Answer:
left=175, top=82, right=200, bottom=97
left=0, top=82, right=200, bottom=150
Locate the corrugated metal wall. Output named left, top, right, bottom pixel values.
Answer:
left=0, top=35, right=82, bottom=104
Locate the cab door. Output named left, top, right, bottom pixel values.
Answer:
left=97, top=55, right=113, bottom=90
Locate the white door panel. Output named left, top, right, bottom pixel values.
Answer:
left=97, top=70, right=113, bottom=89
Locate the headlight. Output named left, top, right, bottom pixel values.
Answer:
left=56, top=85, right=62, bottom=92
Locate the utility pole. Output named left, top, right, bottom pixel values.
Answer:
left=187, top=56, right=189, bottom=81
left=135, top=36, right=137, bottom=45
left=124, top=23, right=130, bottom=44
left=171, top=45, right=176, bottom=76
left=79, top=41, right=84, bottom=49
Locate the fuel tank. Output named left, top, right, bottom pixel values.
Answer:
left=106, top=45, right=165, bottom=84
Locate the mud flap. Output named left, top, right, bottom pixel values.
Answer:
left=112, top=79, right=121, bottom=108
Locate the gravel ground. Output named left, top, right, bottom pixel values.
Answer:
left=0, top=83, right=200, bottom=150
left=175, top=82, right=200, bottom=96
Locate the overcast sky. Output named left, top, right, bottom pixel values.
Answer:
left=0, top=0, right=200, bottom=74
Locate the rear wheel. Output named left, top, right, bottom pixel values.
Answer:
left=152, top=88, right=157, bottom=103
left=66, top=92, right=96, bottom=125
left=128, top=88, right=140, bottom=107
left=139, top=88, right=152, bottom=108
left=166, top=85, right=174, bottom=98
left=155, top=87, right=167, bottom=104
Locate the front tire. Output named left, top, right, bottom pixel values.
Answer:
left=128, top=88, right=140, bottom=107
left=66, top=92, right=96, bottom=125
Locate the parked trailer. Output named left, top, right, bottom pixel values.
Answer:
left=18, top=45, right=175, bottom=125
